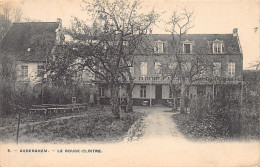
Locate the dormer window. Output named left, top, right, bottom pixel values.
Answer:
left=154, top=41, right=166, bottom=53
left=184, top=44, right=191, bottom=54
left=213, top=40, right=224, bottom=54
left=182, top=40, right=192, bottom=54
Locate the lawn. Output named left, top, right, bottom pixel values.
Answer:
left=172, top=111, right=259, bottom=141
left=0, top=106, right=143, bottom=143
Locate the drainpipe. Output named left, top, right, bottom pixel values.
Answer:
left=150, top=83, right=152, bottom=106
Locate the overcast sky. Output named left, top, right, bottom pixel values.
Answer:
left=2, top=0, right=260, bottom=69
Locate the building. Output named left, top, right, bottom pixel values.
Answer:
left=99, top=28, right=243, bottom=106
left=0, top=20, right=63, bottom=90
left=0, top=19, right=94, bottom=91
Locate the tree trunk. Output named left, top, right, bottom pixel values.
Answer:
left=126, top=83, right=134, bottom=112
left=180, top=83, right=186, bottom=114
left=110, top=84, right=120, bottom=119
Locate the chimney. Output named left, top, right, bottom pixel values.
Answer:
left=56, top=18, right=64, bottom=45
left=149, top=28, right=152, bottom=34
left=233, top=28, right=238, bottom=37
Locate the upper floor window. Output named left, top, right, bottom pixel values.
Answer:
left=199, top=67, right=207, bottom=78
left=140, top=62, right=147, bottom=76
left=140, top=85, right=147, bottom=98
left=213, top=62, right=221, bottom=77
left=37, top=65, right=45, bottom=77
left=154, top=61, right=162, bottom=76
left=168, top=62, right=177, bottom=70
left=212, top=40, right=224, bottom=54
left=129, top=67, right=134, bottom=76
left=183, top=43, right=191, bottom=54
left=21, top=65, right=28, bottom=78
left=154, top=41, right=166, bottom=53
left=228, top=62, right=236, bottom=77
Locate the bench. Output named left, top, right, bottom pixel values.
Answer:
left=29, top=108, right=47, bottom=114
left=120, top=105, right=127, bottom=112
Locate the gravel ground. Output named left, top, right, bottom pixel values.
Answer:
left=125, top=107, right=185, bottom=142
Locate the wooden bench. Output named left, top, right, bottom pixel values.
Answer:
left=120, top=105, right=127, bottom=112
left=29, top=108, right=47, bottom=114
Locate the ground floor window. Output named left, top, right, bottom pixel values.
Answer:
left=99, top=87, right=105, bottom=97
left=186, top=89, right=190, bottom=98
left=197, top=86, right=206, bottom=96
left=21, top=65, right=28, bottom=77
left=169, top=86, right=173, bottom=98
left=213, top=85, right=218, bottom=97
left=140, top=85, right=146, bottom=98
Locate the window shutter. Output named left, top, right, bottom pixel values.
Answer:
left=163, top=42, right=167, bottom=53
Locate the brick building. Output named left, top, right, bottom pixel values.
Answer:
left=99, top=28, right=243, bottom=106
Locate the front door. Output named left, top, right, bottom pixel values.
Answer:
left=155, top=85, right=162, bottom=99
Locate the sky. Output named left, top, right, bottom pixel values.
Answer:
left=1, top=0, right=260, bottom=69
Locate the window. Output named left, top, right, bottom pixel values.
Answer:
left=129, top=67, right=134, bottom=76
left=213, top=42, right=223, bottom=54
left=183, top=44, right=191, bottom=54
left=182, top=62, right=191, bottom=71
left=21, top=65, right=28, bottom=77
left=169, top=87, right=173, bottom=99
left=169, top=62, right=177, bottom=70
left=140, top=85, right=146, bottom=98
left=199, top=67, right=207, bottom=78
left=197, top=86, right=206, bottom=96
left=154, top=41, right=166, bottom=53
left=154, top=62, right=161, bottom=76
left=99, top=87, right=105, bottom=97
left=228, top=62, right=236, bottom=77
left=186, top=89, right=190, bottom=97
left=140, top=62, right=147, bottom=76
left=37, top=65, right=45, bottom=77
left=213, top=62, right=221, bottom=77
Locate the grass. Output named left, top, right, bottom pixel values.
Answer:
left=172, top=111, right=260, bottom=142
left=0, top=106, right=143, bottom=143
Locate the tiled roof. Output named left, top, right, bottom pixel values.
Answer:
left=0, top=22, right=59, bottom=62
left=151, top=34, right=242, bottom=54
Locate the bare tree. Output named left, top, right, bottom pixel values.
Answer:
left=163, top=9, right=211, bottom=114
left=60, top=0, right=158, bottom=118
left=13, top=7, right=22, bottom=22
left=0, top=2, right=23, bottom=39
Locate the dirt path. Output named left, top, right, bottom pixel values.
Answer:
left=126, top=107, right=185, bottom=142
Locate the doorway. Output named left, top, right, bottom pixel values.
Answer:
left=155, top=85, right=162, bottom=99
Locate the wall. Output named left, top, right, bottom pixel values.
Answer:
left=133, top=53, right=243, bottom=83
left=132, top=84, right=155, bottom=99
left=162, top=85, right=170, bottom=99
left=16, top=61, right=44, bottom=88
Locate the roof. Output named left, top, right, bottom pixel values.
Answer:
left=0, top=22, right=59, bottom=62
left=151, top=34, right=242, bottom=54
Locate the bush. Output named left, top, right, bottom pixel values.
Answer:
left=178, top=90, right=259, bottom=140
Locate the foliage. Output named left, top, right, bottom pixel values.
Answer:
left=173, top=84, right=259, bottom=140
left=0, top=106, right=143, bottom=143
left=0, top=53, right=16, bottom=115
left=40, top=84, right=90, bottom=104
left=0, top=53, right=35, bottom=115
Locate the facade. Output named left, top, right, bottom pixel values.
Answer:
left=0, top=19, right=94, bottom=91
left=0, top=22, right=243, bottom=106
left=99, top=29, right=243, bottom=106
left=0, top=20, right=62, bottom=90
